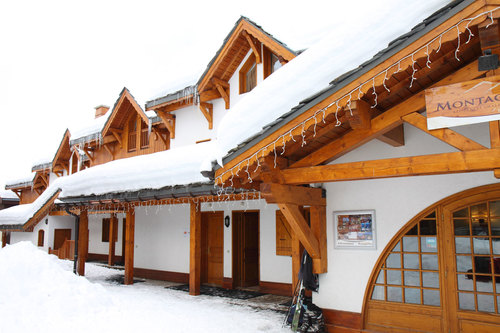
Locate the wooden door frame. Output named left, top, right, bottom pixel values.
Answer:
left=231, top=210, right=260, bottom=288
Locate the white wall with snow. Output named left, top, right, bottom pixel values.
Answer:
left=313, top=123, right=499, bottom=312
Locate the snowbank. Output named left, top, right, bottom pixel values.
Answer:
left=0, top=242, right=288, bottom=333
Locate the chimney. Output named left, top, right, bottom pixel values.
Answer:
left=95, top=105, right=110, bottom=118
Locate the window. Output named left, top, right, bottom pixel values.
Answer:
left=38, top=230, right=44, bottom=247
left=370, top=211, right=441, bottom=306
left=276, top=211, right=292, bottom=256
left=127, top=116, right=137, bottom=152
left=263, top=47, right=282, bottom=79
left=239, top=53, right=257, bottom=94
left=102, top=218, right=118, bottom=243
left=128, top=115, right=149, bottom=151
left=140, top=119, right=149, bottom=149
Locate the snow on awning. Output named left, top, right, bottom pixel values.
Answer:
left=0, top=181, right=61, bottom=231
left=5, top=173, right=36, bottom=190
left=214, top=0, right=453, bottom=165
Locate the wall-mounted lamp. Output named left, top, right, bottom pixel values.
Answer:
left=478, top=49, right=499, bottom=71
left=45, top=219, right=48, bottom=225
left=224, top=215, right=230, bottom=228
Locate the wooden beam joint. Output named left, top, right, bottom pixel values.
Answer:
left=199, top=102, right=214, bottom=129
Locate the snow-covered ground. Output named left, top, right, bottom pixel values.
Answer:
left=0, top=242, right=289, bottom=333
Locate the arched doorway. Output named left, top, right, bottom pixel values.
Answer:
left=363, top=184, right=500, bottom=332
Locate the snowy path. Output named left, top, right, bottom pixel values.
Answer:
left=0, top=242, right=289, bottom=333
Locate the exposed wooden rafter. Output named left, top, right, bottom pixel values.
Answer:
left=347, top=99, right=371, bottom=130
left=157, top=111, right=176, bottom=139
left=242, top=30, right=261, bottom=64
left=211, top=77, right=230, bottom=109
left=199, top=102, right=214, bottom=129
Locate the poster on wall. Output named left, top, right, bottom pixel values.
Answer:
left=334, top=210, right=376, bottom=249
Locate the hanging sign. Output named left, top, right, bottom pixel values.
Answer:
left=425, top=76, right=500, bottom=130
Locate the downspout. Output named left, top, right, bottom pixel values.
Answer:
left=65, top=207, right=79, bottom=275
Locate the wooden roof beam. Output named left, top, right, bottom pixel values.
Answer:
left=158, top=111, right=176, bottom=139
left=83, top=147, right=95, bottom=163
left=199, top=102, right=213, bottom=130
left=260, top=183, right=326, bottom=206
left=242, top=30, right=261, bottom=64
left=103, top=143, right=115, bottom=160
left=283, top=147, right=500, bottom=185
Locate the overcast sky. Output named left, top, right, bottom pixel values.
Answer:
left=0, top=0, right=400, bottom=188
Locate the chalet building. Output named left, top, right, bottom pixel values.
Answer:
left=1, top=1, right=500, bottom=332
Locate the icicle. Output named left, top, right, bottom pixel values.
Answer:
left=409, top=53, right=417, bottom=88
left=245, top=160, right=253, bottom=183
left=486, top=11, right=494, bottom=29
left=301, top=123, right=306, bottom=147
left=371, top=80, right=378, bottom=109
left=313, top=115, right=318, bottom=137
left=425, top=45, right=432, bottom=69
left=335, top=101, right=341, bottom=127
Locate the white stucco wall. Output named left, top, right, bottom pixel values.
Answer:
left=313, top=123, right=499, bottom=312
left=8, top=214, right=75, bottom=253
left=88, top=213, right=124, bottom=257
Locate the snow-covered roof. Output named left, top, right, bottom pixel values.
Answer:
left=5, top=173, right=36, bottom=189
left=214, top=0, right=457, bottom=165
left=69, top=111, right=110, bottom=146
left=59, top=141, right=215, bottom=199
left=0, top=142, right=216, bottom=228
left=0, top=180, right=61, bottom=228
left=0, top=190, right=18, bottom=200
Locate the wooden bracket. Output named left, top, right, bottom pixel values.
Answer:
left=199, top=102, right=214, bottom=129
left=153, top=127, right=168, bottom=147
left=83, top=147, right=95, bottom=163
left=278, top=203, right=320, bottom=259
left=158, top=111, right=176, bottom=139
left=377, top=125, right=405, bottom=147
left=347, top=99, right=371, bottom=130
left=109, top=129, right=123, bottom=148
left=103, top=143, right=115, bottom=160
left=211, top=77, right=230, bottom=109
left=242, top=30, right=261, bottom=64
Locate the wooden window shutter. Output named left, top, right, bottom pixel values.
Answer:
left=276, top=210, right=292, bottom=256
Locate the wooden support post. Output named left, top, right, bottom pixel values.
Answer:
left=108, top=213, right=117, bottom=266
left=2, top=231, right=10, bottom=248
left=189, top=202, right=202, bottom=295
left=310, top=206, right=327, bottom=274
left=124, top=208, right=135, bottom=285
left=77, top=209, right=88, bottom=276
left=490, top=120, right=500, bottom=178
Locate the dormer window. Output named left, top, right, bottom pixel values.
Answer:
left=239, top=53, right=257, bottom=94
left=263, top=47, right=282, bottom=79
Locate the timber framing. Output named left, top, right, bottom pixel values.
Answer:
left=157, top=111, right=176, bottom=139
